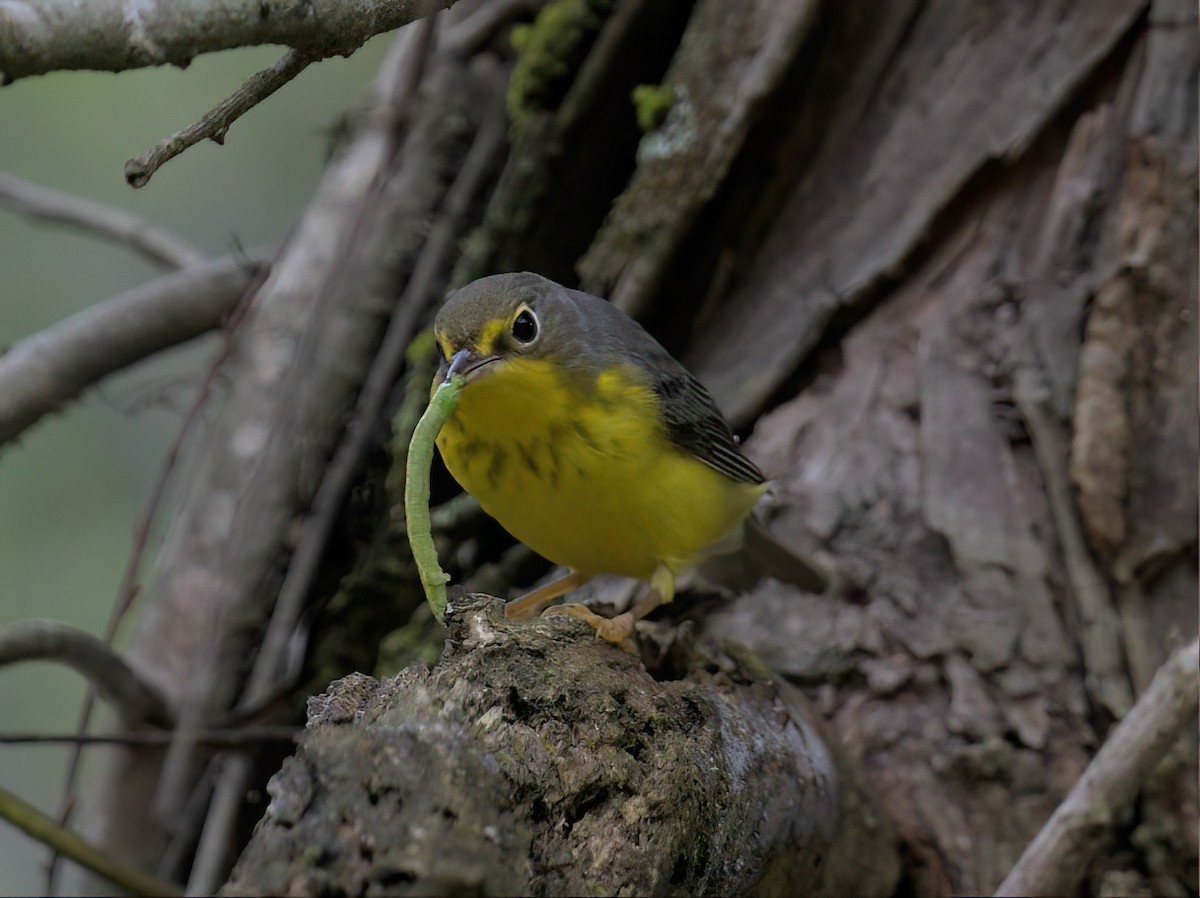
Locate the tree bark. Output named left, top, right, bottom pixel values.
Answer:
left=78, top=16, right=502, bottom=887
left=668, top=0, right=1197, bottom=893
left=8, top=0, right=1190, bottom=894
left=223, top=596, right=899, bottom=898
left=0, top=0, right=455, bottom=82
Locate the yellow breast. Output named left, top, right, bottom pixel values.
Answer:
left=435, top=357, right=764, bottom=582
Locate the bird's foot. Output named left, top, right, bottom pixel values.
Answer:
left=504, top=570, right=591, bottom=620
left=544, top=603, right=638, bottom=653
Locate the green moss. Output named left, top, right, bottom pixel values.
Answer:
left=505, top=0, right=615, bottom=130
left=631, top=83, right=674, bottom=132
left=405, top=327, right=437, bottom=366
left=510, top=23, right=533, bottom=54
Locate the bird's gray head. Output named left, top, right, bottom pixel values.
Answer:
left=433, top=272, right=589, bottom=381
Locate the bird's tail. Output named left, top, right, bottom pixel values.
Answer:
left=697, top=515, right=831, bottom=594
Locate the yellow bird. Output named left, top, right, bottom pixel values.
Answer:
left=433, top=272, right=825, bottom=644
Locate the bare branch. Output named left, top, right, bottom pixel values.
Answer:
left=43, top=257, right=267, bottom=895
left=76, top=0, right=501, bottom=872
left=0, top=250, right=270, bottom=449
left=0, top=0, right=457, bottom=83
left=234, top=45, right=504, bottom=727
left=0, top=620, right=172, bottom=727
left=996, top=637, right=1199, bottom=897
left=0, top=784, right=182, bottom=897
left=0, top=727, right=297, bottom=748
left=1013, top=365, right=1133, bottom=718
left=0, top=173, right=205, bottom=268
left=125, top=50, right=315, bottom=189
left=197, top=88, right=508, bottom=859
left=170, top=18, right=452, bottom=893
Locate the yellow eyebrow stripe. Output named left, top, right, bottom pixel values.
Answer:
left=436, top=317, right=507, bottom=359
left=476, top=318, right=509, bottom=356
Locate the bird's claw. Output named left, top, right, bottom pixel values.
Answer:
left=544, top=603, right=638, bottom=653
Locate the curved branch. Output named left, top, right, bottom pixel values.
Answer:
left=0, top=173, right=206, bottom=268
left=0, top=0, right=456, bottom=84
left=0, top=620, right=172, bottom=727
left=0, top=250, right=270, bottom=448
left=42, top=250, right=269, bottom=895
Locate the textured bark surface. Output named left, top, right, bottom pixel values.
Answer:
left=26, top=0, right=1191, bottom=893
left=659, top=1, right=1197, bottom=893
left=81, top=26, right=503, bottom=885
left=224, top=596, right=899, bottom=898
left=221, top=0, right=1196, bottom=893
left=685, top=0, right=1151, bottom=426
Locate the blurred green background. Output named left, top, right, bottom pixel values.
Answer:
left=0, top=35, right=395, bottom=894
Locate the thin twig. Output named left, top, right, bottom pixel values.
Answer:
left=995, top=637, right=1199, bottom=897
left=120, top=0, right=484, bottom=186
left=114, top=255, right=270, bottom=830
left=0, top=173, right=206, bottom=268
left=382, top=81, right=509, bottom=465
left=181, top=23, right=441, bottom=896
left=1013, top=365, right=1133, bottom=718
left=0, top=727, right=297, bottom=748
left=156, top=758, right=220, bottom=885
left=0, top=620, right=172, bottom=727
left=105, top=253, right=270, bottom=659
left=0, top=249, right=272, bottom=448
left=126, top=50, right=315, bottom=188
left=0, top=784, right=182, bottom=897
left=45, top=251, right=271, bottom=895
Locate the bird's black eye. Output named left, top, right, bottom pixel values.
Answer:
left=511, top=308, right=538, bottom=344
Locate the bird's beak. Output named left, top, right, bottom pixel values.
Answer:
left=443, top=348, right=499, bottom=384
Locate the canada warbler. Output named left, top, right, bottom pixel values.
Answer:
left=432, top=272, right=825, bottom=644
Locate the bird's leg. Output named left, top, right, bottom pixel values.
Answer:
left=551, top=566, right=676, bottom=649
left=504, top=570, right=591, bottom=620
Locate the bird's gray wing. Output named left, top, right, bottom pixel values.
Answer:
left=649, top=365, right=765, bottom=485
left=567, top=287, right=764, bottom=485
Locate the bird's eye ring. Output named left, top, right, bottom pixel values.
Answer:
left=511, top=307, right=538, bottom=344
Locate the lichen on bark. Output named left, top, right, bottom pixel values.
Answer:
left=223, top=595, right=898, bottom=897
left=506, top=0, right=617, bottom=130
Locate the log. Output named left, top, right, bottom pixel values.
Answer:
left=223, top=595, right=899, bottom=896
